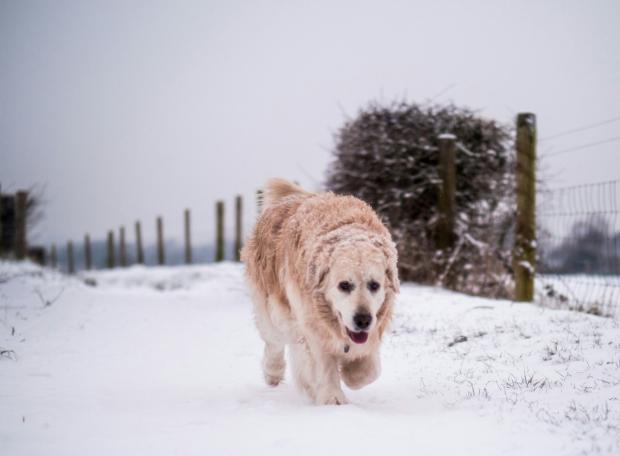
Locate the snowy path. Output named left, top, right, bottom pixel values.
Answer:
left=1, top=262, right=619, bottom=455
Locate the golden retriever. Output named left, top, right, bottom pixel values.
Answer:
left=241, top=179, right=399, bottom=405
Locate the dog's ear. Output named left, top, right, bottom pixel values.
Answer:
left=307, top=259, right=330, bottom=292
left=317, top=267, right=330, bottom=289
left=381, top=239, right=400, bottom=294
left=376, top=238, right=399, bottom=339
left=376, top=290, right=394, bottom=338
left=386, top=264, right=399, bottom=294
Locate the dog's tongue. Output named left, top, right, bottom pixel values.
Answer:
left=347, top=329, right=369, bottom=344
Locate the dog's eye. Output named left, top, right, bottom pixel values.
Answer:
left=338, top=281, right=354, bottom=293
left=368, top=281, right=380, bottom=292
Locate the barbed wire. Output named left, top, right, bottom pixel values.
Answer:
left=539, top=114, right=620, bottom=142
left=543, top=136, right=620, bottom=157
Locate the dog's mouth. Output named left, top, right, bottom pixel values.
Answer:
left=346, top=328, right=369, bottom=344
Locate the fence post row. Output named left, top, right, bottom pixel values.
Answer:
left=0, top=194, right=14, bottom=256
left=235, top=195, right=242, bottom=261
left=0, top=195, right=3, bottom=254
left=215, top=201, right=224, bottom=262
left=514, top=112, right=537, bottom=302
left=50, top=244, right=57, bottom=269
left=119, top=226, right=127, bottom=267
left=437, top=134, right=457, bottom=251
left=184, top=209, right=192, bottom=265
left=156, top=216, right=165, bottom=265
left=135, top=221, right=144, bottom=264
left=14, top=191, right=28, bottom=260
left=67, top=240, right=75, bottom=274
left=256, top=189, right=263, bottom=215
left=84, top=234, right=92, bottom=270
left=107, top=230, right=115, bottom=269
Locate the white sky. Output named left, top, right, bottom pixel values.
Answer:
left=1, top=0, right=619, bottom=246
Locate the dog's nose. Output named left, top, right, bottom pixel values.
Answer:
left=353, top=312, right=372, bottom=330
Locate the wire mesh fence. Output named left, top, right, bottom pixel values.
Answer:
left=537, top=179, right=620, bottom=317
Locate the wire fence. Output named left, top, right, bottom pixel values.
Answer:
left=537, top=179, right=620, bottom=317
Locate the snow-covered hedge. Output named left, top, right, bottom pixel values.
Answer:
left=326, top=101, right=515, bottom=298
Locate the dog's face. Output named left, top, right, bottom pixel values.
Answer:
left=324, top=243, right=389, bottom=345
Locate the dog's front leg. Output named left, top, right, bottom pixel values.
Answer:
left=306, top=338, right=348, bottom=405
left=341, top=351, right=381, bottom=390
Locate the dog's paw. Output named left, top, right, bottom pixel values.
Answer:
left=323, top=395, right=348, bottom=406
left=341, top=355, right=380, bottom=390
left=264, top=372, right=284, bottom=387
left=317, top=390, right=348, bottom=406
left=263, top=351, right=286, bottom=387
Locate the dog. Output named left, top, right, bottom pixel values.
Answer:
left=241, top=179, right=399, bottom=405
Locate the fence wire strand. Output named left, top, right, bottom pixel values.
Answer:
left=537, top=179, right=620, bottom=317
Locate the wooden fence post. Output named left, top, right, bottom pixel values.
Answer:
left=14, top=191, right=28, bottom=259
left=235, top=195, right=242, bottom=261
left=437, top=134, right=457, bottom=250
left=119, top=226, right=127, bottom=267
left=50, top=244, right=57, bottom=269
left=135, top=221, right=144, bottom=264
left=0, top=194, right=15, bottom=257
left=184, top=209, right=192, bottom=265
left=107, top=230, right=115, bottom=268
left=28, top=247, right=46, bottom=266
left=215, top=201, right=224, bottom=262
left=67, top=241, right=75, bottom=274
left=156, top=216, right=165, bottom=265
left=84, top=234, right=92, bottom=270
left=514, top=112, right=537, bottom=302
left=256, top=189, right=263, bottom=215
left=0, top=195, right=3, bottom=255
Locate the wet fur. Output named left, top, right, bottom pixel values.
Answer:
left=242, top=178, right=399, bottom=404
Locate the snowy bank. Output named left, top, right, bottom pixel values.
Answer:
left=1, top=261, right=619, bottom=455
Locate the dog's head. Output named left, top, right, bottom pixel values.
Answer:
left=312, top=233, right=399, bottom=345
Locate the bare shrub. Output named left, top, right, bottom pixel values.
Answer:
left=326, top=101, right=515, bottom=298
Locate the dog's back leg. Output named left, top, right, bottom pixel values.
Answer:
left=288, top=339, right=317, bottom=400
left=253, top=293, right=287, bottom=386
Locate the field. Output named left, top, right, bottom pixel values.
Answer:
left=1, top=262, right=619, bottom=455
left=537, top=274, right=620, bottom=318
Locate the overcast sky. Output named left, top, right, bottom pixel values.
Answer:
left=1, top=0, right=619, bottom=246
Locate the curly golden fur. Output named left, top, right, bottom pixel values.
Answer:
left=241, top=178, right=399, bottom=405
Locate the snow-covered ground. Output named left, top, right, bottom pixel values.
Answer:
left=1, top=261, right=619, bottom=455
left=537, top=274, right=620, bottom=318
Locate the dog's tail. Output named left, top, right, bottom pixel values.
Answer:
left=262, top=178, right=312, bottom=212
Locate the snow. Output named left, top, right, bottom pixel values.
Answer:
left=519, top=259, right=535, bottom=274
left=537, top=274, right=620, bottom=318
left=1, top=261, right=619, bottom=455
